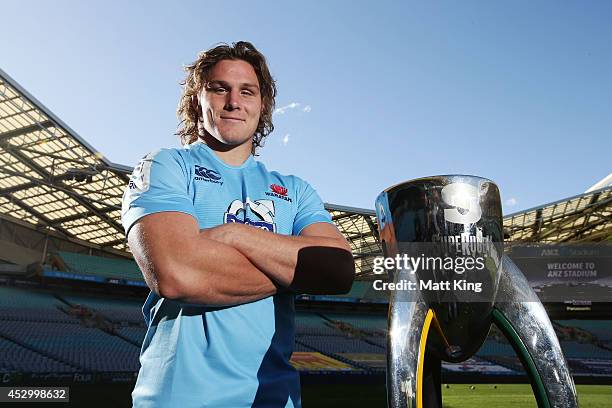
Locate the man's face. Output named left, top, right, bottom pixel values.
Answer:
left=199, top=59, right=262, bottom=148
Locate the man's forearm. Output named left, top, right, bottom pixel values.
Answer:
left=130, top=217, right=280, bottom=306
left=203, top=223, right=355, bottom=294
left=171, top=237, right=280, bottom=305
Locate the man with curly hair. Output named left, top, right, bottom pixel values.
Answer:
left=122, top=41, right=355, bottom=407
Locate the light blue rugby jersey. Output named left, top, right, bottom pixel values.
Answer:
left=121, top=140, right=333, bottom=408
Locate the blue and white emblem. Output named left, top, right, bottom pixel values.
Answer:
left=224, top=198, right=276, bottom=232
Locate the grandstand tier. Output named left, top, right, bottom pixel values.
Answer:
left=2, top=282, right=612, bottom=384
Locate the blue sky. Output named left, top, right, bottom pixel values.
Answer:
left=2, top=1, right=610, bottom=213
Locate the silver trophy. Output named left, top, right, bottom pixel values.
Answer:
left=375, top=175, right=578, bottom=408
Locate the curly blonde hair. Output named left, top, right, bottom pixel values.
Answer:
left=176, top=41, right=277, bottom=154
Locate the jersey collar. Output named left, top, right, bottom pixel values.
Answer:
left=187, top=139, right=256, bottom=170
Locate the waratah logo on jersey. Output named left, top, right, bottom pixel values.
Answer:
left=270, top=184, right=287, bottom=195
left=194, top=165, right=223, bottom=185
left=224, top=198, right=276, bottom=232
left=265, top=184, right=292, bottom=202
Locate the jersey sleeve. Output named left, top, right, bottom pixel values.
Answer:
left=121, top=149, right=197, bottom=236
left=292, top=178, right=333, bottom=236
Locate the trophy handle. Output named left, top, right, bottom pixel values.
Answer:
left=387, top=267, right=442, bottom=408
left=493, top=255, right=579, bottom=408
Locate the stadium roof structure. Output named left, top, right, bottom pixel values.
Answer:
left=504, top=186, right=612, bottom=243
left=324, top=204, right=380, bottom=278
left=586, top=173, right=612, bottom=193
left=1, top=68, right=610, bottom=279
left=0, top=68, right=131, bottom=255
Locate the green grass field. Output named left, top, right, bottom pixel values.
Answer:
left=301, top=383, right=612, bottom=407
left=443, top=384, right=610, bottom=408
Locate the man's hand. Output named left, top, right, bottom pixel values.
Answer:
left=199, top=223, right=238, bottom=246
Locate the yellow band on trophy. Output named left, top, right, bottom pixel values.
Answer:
left=416, top=309, right=434, bottom=408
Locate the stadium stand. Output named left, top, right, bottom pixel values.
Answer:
left=558, top=341, right=611, bottom=360
left=0, top=337, right=76, bottom=373
left=322, top=313, right=387, bottom=333
left=52, top=251, right=142, bottom=282
left=442, top=357, right=518, bottom=376
left=115, top=327, right=146, bottom=346
left=60, top=294, right=144, bottom=324
left=0, top=320, right=140, bottom=372
left=557, top=320, right=612, bottom=342
left=0, top=285, right=78, bottom=323
left=578, top=359, right=612, bottom=376
left=476, top=340, right=516, bottom=358
left=297, top=335, right=384, bottom=355
left=295, top=312, right=335, bottom=333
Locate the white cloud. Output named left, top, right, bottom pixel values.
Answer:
left=274, top=102, right=312, bottom=115
left=274, top=102, right=300, bottom=115
left=505, top=197, right=517, bottom=207
left=282, top=134, right=290, bottom=146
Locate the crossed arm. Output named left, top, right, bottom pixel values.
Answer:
left=127, top=211, right=355, bottom=306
